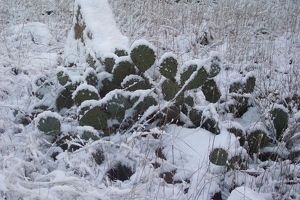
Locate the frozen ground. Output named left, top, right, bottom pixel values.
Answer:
left=0, top=0, right=299, bottom=199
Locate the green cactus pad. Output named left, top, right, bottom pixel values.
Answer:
left=245, top=76, right=256, bottom=93
left=182, top=66, right=208, bottom=90
left=202, top=79, right=221, bottom=103
left=202, top=117, right=220, bottom=135
left=230, top=96, right=249, bottom=117
left=103, top=55, right=116, bottom=73
left=56, top=88, right=74, bottom=111
left=271, top=107, right=288, bottom=140
left=228, top=127, right=245, bottom=146
left=36, top=111, right=61, bottom=135
left=188, top=108, right=203, bottom=127
left=122, top=75, right=150, bottom=91
left=79, top=106, right=107, bottom=131
left=247, top=130, right=269, bottom=154
left=159, top=54, right=178, bottom=81
left=106, top=93, right=132, bottom=121
left=133, top=95, right=158, bottom=117
left=73, top=86, right=99, bottom=107
left=57, top=71, right=71, bottom=86
left=227, top=155, right=246, bottom=170
left=100, top=77, right=118, bottom=97
left=130, top=41, right=156, bottom=73
left=86, top=54, right=96, bottom=70
left=77, top=126, right=100, bottom=141
left=84, top=68, right=99, bottom=87
left=113, top=57, right=136, bottom=85
left=209, top=148, right=228, bottom=166
left=114, top=48, right=128, bottom=57
left=161, top=79, right=181, bottom=101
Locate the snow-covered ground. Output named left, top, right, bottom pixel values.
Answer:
left=0, top=0, right=299, bottom=199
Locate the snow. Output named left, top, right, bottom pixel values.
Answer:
left=64, top=0, right=128, bottom=65
left=0, top=0, right=300, bottom=199
left=227, top=186, right=267, bottom=200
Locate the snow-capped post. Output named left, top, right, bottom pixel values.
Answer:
left=64, top=0, right=128, bottom=68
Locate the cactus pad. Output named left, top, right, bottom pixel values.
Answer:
left=202, top=79, right=221, bottom=103
left=209, top=148, right=228, bottom=166
left=36, top=111, right=61, bottom=135
left=73, top=85, right=99, bottom=106
left=161, top=79, right=181, bottom=101
left=247, top=130, right=268, bottom=154
left=182, top=66, right=208, bottom=90
left=122, top=75, right=150, bottom=91
left=79, top=106, right=107, bottom=131
left=56, top=88, right=74, bottom=111
left=271, top=107, right=288, bottom=140
left=159, top=54, right=178, bottom=81
left=130, top=42, right=156, bottom=72
left=113, top=57, right=136, bottom=85
left=57, top=71, right=71, bottom=86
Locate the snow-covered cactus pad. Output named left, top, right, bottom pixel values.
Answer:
left=247, top=128, right=269, bottom=154
left=271, top=105, right=288, bottom=140
left=56, top=88, right=74, bottom=111
left=105, top=93, right=132, bottom=121
left=77, top=126, right=100, bottom=141
left=130, top=40, right=156, bottom=73
left=78, top=103, right=107, bottom=131
left=84, top=68, right=99, bottom=87
left=159, top=53, right=178, bottom=81
left=188, top=108, right=202, bottom=127
left=57, top=68, right=71, bottom=86
left=202, top=79, right=221, bottom=103
left=112, top=56, right=136, bottom=85
left=161, top=79, right=181, bottom=101
left=36, top=111, right=61, bottom=135
left=102, top=53, right=117, bottom=73
left=209, top=148, right=228, bottom=166
left=181, top=65, right=208, bottom=90
left=114, top=47, right=129, bottom=57
left=72, top=84, right=99, bottom=106
left=121, top=75, right=150, bottom=91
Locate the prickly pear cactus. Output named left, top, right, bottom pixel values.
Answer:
left=121, top=75, right=150, bottom=91
left=114, top=47, right=128, bottom=57
left=84, top=68, right=99, bottom=87
left=73, top=84, right=99, bottom=106
left=182, top=66, right=208, bottom=90
left=159, top=53, right=178, bottom=81
left=202, top=79, right=221, bottom=103
left=202, top=116, right=220, bottom=135
left=79, top=106, right=107, bottom=131
left=209, top=148, right=228, bottom=166
left=132, top=95, right=158, bottom=117
left=188, top=108, right=203, bottom=127
left=56, top=88, right=74, bottom=111
left=247, top=129, right=269, bottom=154
left=57, top=70, right=71, bottom=86
left=103, top=53, right=117, bottom=73
left=161, top=79, right=181, bottom=101
left=106, top=93, right=132, bottom=121
left=100, top=77, right=118, bottom=98
left=77, top=126, right=100, bottom=141
left=36, top=111, right=61, bottom=135
left=112, top=57, right=136, bottom=85
left=228, top=127, right=245, bottom=146
left=130, top=40, right=156, bottom=73
left=271, top=106, right=288, bottom=140
left=245, top=76, right=256, bottom=93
